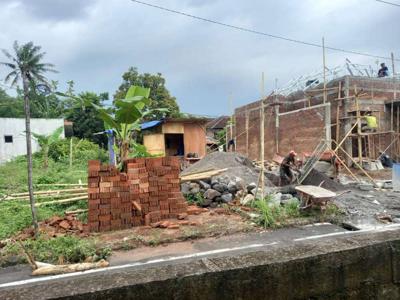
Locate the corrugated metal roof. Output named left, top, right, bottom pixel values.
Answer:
left=140, top=120, right=163, bottom=130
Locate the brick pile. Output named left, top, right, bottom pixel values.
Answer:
left=87, top=157, right=187, bottom=232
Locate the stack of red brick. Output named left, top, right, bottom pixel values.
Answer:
left=87, top=157, right=187, bottom=232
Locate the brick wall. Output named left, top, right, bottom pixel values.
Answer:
left=87, top=157, right=187, bottom=232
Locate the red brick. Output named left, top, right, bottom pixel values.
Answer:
left=99, top=215, right=111, bottom=222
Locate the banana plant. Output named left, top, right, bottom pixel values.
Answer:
left=92, top=85, right=167, bottom=164
left=32, top=126, right=63, bottom=169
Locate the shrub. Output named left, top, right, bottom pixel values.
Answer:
left=48, top=138, right=108, bottom=163
left=254, top=196, right=283, bottom=228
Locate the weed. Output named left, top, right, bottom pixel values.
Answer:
left=185, top=192, right=205, bottom=206
left=283, top=198, right=300, bottom=218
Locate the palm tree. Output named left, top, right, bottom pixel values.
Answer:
left=1, top=41, right=56, bottom=237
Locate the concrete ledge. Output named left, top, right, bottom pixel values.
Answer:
left=2, top=229, right=400, bottom=300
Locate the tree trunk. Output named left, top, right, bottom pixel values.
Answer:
left=23, top=74, right=39, bottom=237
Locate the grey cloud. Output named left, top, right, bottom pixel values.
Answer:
left=0, top=0, right=398, bottom=116
left=3, top=0, right=97, bottom=21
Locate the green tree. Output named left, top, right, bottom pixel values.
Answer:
left=1, top=41, right=56, bottom=236
left=64, top=92, right=108, bottom=147
left=32, top=126, right=63, bottom=169
left=114, top=67, right=180, bottom=119
left=29, top=80, right=64, bottom=118
left=0, top=88, right=24, bottom=117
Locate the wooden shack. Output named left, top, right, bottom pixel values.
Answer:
left=141, top=118, right=208, bottom=159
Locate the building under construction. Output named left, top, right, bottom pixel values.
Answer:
left=229, top=75, right=400, bottom=167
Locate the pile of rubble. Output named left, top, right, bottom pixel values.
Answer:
left=16, top=215, right=86, bottom=240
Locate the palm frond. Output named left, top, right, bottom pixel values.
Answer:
left=1, top=49, right=15, bottom=62
left=0, top=62, right=16, bottom=69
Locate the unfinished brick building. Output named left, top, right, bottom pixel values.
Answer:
left=229, top=75, right=400, bottom=165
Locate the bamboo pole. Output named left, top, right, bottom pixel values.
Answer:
left=69, top=138, right=73, bottom=169
left=245, top=110, right=249, bottom=156
left=336, top=81, right=342, bottom=144
left=334, top=143, right=376, bottom=185
left=354, top=85, right=363, bottom=164
left=32, top=195, right=88, bottom=207
left=329, top=149, right=359, bottom=182
left=10, top=188, right=86, bottom=197
left=5, top=192, right=87, bottom=201
left=322, top=37, right=327, bottom=104
left=333, top=122, right=358, bottom=153
left=35, top=183, right=87, bottom=187
left=391, top=52, right=396, bottom=132
left=260, top=72, right=265, bottom=198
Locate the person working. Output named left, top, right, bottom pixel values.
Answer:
left=280, top=150, right=298, bottom=184
left=378, top=63, right=389, bottom=78
left=362, top=112, right=378, bottom=132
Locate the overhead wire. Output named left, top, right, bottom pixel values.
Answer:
left=376, top=0, right=400, bottom=7
left=130, top=0, right=399, bottom=62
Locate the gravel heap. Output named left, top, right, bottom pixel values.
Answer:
left=181, top=152, right=274, bottom=187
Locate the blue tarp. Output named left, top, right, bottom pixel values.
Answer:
left=140, top=120, right=163, bottom=130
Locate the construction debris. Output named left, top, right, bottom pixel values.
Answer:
left=17, top=215, right=86, bottom=240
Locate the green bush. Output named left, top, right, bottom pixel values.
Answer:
left=48, top=138, right=108, bottom=163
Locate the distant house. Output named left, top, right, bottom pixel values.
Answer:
left=206, top=116, right=229, bottom=139
left=0, top=118, right=65, bottom=163
left=141, top=118, right=208, bottom=160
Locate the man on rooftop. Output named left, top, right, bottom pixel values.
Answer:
left=378, top=63, right=389, bottom=78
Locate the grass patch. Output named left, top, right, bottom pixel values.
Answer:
left=253, top=196, right=301, bottom=228
left=0, top=236, right=111, bottom=266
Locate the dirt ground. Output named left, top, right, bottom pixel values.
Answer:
left=94, top=209, right=257, bottom=251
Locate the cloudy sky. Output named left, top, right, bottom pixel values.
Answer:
left=0, top=0, right=399, bottom=116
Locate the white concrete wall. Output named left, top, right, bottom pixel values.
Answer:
left=0, top=118, right=65, bottom=163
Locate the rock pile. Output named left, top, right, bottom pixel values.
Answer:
left=183, top=174, right=271, bottom=207
left=183, top=175, right=301, bottom=208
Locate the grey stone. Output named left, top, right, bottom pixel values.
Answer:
left=281, top=197, right=300, bottom=206
left=209, top=202, right=218, bottom=208
left=393, top=218, right=400, bottom=224
left=219, top=175, right=230, bottom=185
left=181, top=183, right=190, bottom=195
left=280, top=194, right=293, bottom=201
left=235, top=190, right=245, bottom=200
left=221, top=193, right=233, bottom=203
left=199, top=180, right=211, bottom=190
left=211, top=176, right=219, bottom=186
left=251, top=187, right=263, bottom=198
left=189, top=182, right=200, bottom=190
left=213, top=183, right=227, bottom=193
left=234, top=177, right=246, bottom=191
left=204, top=189, right=221, bottom=200
left=190, top=187, right=200, bottom=194
left=247, top=182, right=257, bottom=192
left=240, top=194, right=255, bottom=206
left=215, top=196, right=223, bottom=203
left=228, top=181, right=238, bottom=193
left=269, top=193, right=282, bottom=207
left=201, top=198, right=213, bottom=207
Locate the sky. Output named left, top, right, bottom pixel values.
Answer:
left=0, top=0, right=399, bottom=116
